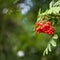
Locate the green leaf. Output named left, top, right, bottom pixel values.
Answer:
left=43, top=36, right=57, bottom=56
left=48, top=7, right=60, bottom=14
left=37, top=9, right=41, bottom=21
left=53, top=34, right=58, bottom=39
left=49, top=0, right=54, bottom=8
left=43, top=50, right=45, bottom=56
left=53, top=0, right=60, bottom=7
left=38, top=8, right=41, bottom=16
left=43, top=44, right=51, bottom=56
left=37, top=17, right=41, bottom=22
left=43, top=48, right=48, bottom=56
left=45, top=48, right=48, bottom=55
left=50, top=39, right=56, bottom=47
left=48, top=44, right=51, bottom=52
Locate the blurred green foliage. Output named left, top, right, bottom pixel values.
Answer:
left=0, top=0, right=60, bottom=60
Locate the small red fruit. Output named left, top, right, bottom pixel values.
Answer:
left=46, top=21, right=51, bottom=26
left=36, top=22, right=43, bottom=27
left=35, top=21, right=55, bottom=35
left=36, top=27, right=42, bottom=33
left=49, top=26, right=54, bottom=32
left=41, top=24, right=50, bottom=32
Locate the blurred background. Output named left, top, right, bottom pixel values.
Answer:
left=0, top=0, right=60, bottom=60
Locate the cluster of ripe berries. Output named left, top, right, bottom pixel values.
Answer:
left=36, top=21, right=55, bottom=35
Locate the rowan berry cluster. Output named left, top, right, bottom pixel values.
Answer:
left=36, top=21, right=55, bottom=35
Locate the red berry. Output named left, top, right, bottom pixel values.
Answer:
left=36, top=27, right=42, bottom=33
left=49, top=26, right=54, bottom=32
left=45, top=30, right=49, bottom=33
left=51, top=31, right=54, bottom=35
left=36, top=22, right=43, bottom=27
left=46, top=21, right=51, bottom=26
left=48, top=31, right=54, bottom=35
left=35, top=21, right=55, bottom=35
left=41, top=24, right=50, bottom=32
left=48, top=32, right=51, bottom=35
left=47, top=27, right=54, bottom=35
